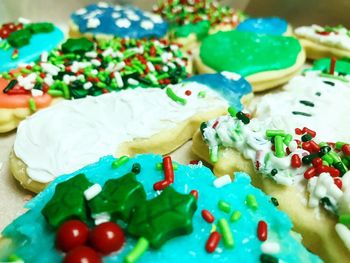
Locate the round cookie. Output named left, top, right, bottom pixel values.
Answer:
left=295, top=24, right=350, bottom=60
left=10, top=72, right=252, bottom=193
left=236, top=17, right=292, bottom=35
left=0, top=20, right=64, bottom=72
left=69, top=2, right=168, bottom=40
left=1, top=154, right=321, bottom=262
left=0, top=37, right=191, bottom=133
left=195, top=30, right=306, bottom=92
left=153, top=0, right=241, bottom=50
left=192, top=108, right=350, bottom=262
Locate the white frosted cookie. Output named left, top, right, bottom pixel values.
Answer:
left=193, top=110, right=350, bottom=262
left=295, top=24, right=350, bottom=60
left=195, top=30, right=305, bottom=92
left=10, top=73, right=252, bottom=193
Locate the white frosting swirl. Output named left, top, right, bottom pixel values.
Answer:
left=295, top=24, right=350, bottom=51
left=249, top=72, right=350, bottom=142
left=14, top=82, right=228, bottom=183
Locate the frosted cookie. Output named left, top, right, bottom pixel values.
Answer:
left=69, top=2, right=168, bottom=39
left=0, top=37, right=190, bottom=133
left=1, top=154, right=322, bottom=262
left=0, top=20, right=64, bottom=72
left=236, top=17, right=292, bottom=35
left=10, top=72, right=252, bottom=193
left=247, top=71, right=350, bottom=142
left=295, top=25, right=350, bottom=60
left=195, top=30, right=305, bottom=91
left=192, top=110, right=350, bottom=262
left=153, top=0, right=241, bottom=50
left=308, top=57, right=350, bottom=82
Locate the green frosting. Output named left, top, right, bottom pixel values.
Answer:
left=61, top=38, right=94, bottom=54
left=174, top=21, right=210, bottom=40
left=312, top=58, right=350, bottom=75
left=200, top=30, right=302, bottom=76
left=127, top=187, right=197, bottom=249
left=88, top=172, right=146, bottom=222
left=7, top=29, right=31, bottom=48
left=26, top=22, right=54, bottom=34
left=41, top=174, right=93, bottom=228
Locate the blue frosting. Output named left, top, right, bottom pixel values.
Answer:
left=2, top=155, right=321, bottom=262
left=0, top=26, right=64, bottom=72
left=185, top=72, right=252, bottom=110
left=236, top=17, right=288, bottom=35
left=71, top=3, right=168, bottom=39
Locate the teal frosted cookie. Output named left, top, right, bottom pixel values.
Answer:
left=196, top=30, right=305, bottom=91
left=1, top=154, right=321, bottom=262
left=0, top=20, right=64, bottom=72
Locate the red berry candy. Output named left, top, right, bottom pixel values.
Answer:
left=312, top=157, right=323, bottom=167
left=64, top=246, right=101, bottom=263
left=0, top=29, right=10, bottom=39
left=342, top=144, right=350, bottom=156
left=89, top=222, right=125, bottom=254
left=56, top=220, right=89, bottom=252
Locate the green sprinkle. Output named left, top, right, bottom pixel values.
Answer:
left=198, top=90, right=206, bottom=98
left=299, top=100, right=315, bottom=107
left=328, top=151, right=341, bottom=163
left=228, top=106, right=238, bottom=117
left=124, top=237, right=149, bottom=263
left=218, top=200, right=231, bottom=213
left=209, top=147, right=218, bottom=163
left=301, top=134, right=312, bottom=142
left=131, top=163, right=141, bottom=174
left=61, top=83, right=70, bottom=99
left=246, top=194, right=258, bottom=210
left=166, top=87, right=187, bottom=105
left=292, top=111, right=312, bottom=117
left=218, top=218, right=234, bottom=248
left=47, top=89, right=64, bottom=97
left=322, top=153, right=334, bottom=165
left=112, top=156, right=130, bottom=169
left=7, top=254, right=24, bottom=263
left=3, top=79, right=17, bottom=93
left=283, top=134, right=293, bottom=146
left=236, top=111, right=250, bottom=124
left=28, top=98, right=37, bottom=112
left=335, top=141, right=348, bottom=150
left=271, top=197, right=279, bottom=207
left=274, top=135, right=284, bottom=158
left=260, top=253, right=278, bottom=263
left=155, top=162, right=178, bottom=170
left=266, top=130, right=285, bottom=137
left=230, top=211, right=241, bottom=222
left=339, top=214, right=350, bottom=225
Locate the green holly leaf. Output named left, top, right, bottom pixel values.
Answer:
left=127, top=187, right=197, bottom=248
left=41, top=174, right=93, bottom=228
left=88, top=172, right=146, bottom=222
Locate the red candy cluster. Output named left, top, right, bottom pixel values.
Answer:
left=0, top=22, right=23, bottom=39
left=56, top=220, right=125, bottom=263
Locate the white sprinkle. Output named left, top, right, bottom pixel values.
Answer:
left=213, top=175, right=232, bottom=188
left=40, top=51, right=48, bottom=63
left=335, top=223, right=350, bottom=250
left=147, top=62, right=155, bottom=72
left=31, top=89, right=44, bottom=97
left=87, top=18, right=100, bottom=28
left=75, top=8, right=87, bottom=15
left=170, top=45, right=179, bottom=51
left=83, top=10, right=103, bottom=20
left=41, top=63, right=60, bottom=76
left=18, top=17, right=31, bottom=24
left=145, top=12, right=163, bottom=24
left=97, top=2, right=109, bottom=8
left=63, top=74, right=72, bottom=84
left=116, top=18, right=131, bottom=28
left=85, top=51, right=98, bottom=58
left=105, top=62, right=116, bottom=72
left=77, top=74, right=85, bottom=81
left=18, top=73, right=37, bottom=90
left=162, top=66, right=169, bottom=72
left=288, top=140, right=298, bottom=152
left=141, top=20, right=154, bottom=30
left=261, top=241, right=281, bottom=254
left=112, top=12, right=121, bottom=19
left=221, top=71, right=241, bottom=81
left=102, top=47, right=114, bottom=57
left=91, top=59, right=101, bottom=67
left=128, top=78, right=139, bottom=86
left=114, top=72, right=124, bottom=88
left=167, top=62, right=176, bottom=69
left=115, top=61, right=126, bottom=71
left=94, top=212, right=111, bottom=225
left=83, top=82, right=93, bottom=90
left=148, top=74, right=157, bottom=84
left=84, top=184, right=102, bottom=201
left=44, top=75, right=54, bottom=86
left=127, top=13, right=140, bottom=21
left=90, top=69, right=98, bottom=75
left=113, top=5, right=122, bottom=11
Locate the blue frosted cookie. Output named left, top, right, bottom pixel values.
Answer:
left=236, top=17, right=289, bottom=35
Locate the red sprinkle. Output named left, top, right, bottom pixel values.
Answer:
left=329, top=57, right=337, bottom=75
left=291, top=154, right=301, bottom=168
left=342, top=144, right=350, bottom=156
left=255, top=161, right=260, bottom=170
left=163, top=156, right=174, bottom=183
left=302, top=127, right=316, bottom=138
left=302, top=142, right=313, bottom=153
left=304, top=167, right=317, bottom=179
left=212, top=120, right=219, bottom=129
left=190, top=190, right=198, bottom=200
left=334, top=178, right=343, bottom=189
left=316, top=165, right=340, bottom=177
left=201, top=210, right=215, bottom=223
left=295, top=139, right=302, bottom=148
left=153, top=180, right=170, bottom=191
left=309, top=140, right=320, bottom=152
left=205, top=231, right=221, bottom=253
left=312, top=157, right=323, bottom=167
left=185, top=90, right=192, bottom=96
left=189, top=160, right=199, bottom=165
left=257, top=220, right=268, bottom=241
left=295, top=128, right=303, bottom=135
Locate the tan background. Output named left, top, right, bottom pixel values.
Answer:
left=0, top=0, right=349, bottom=231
